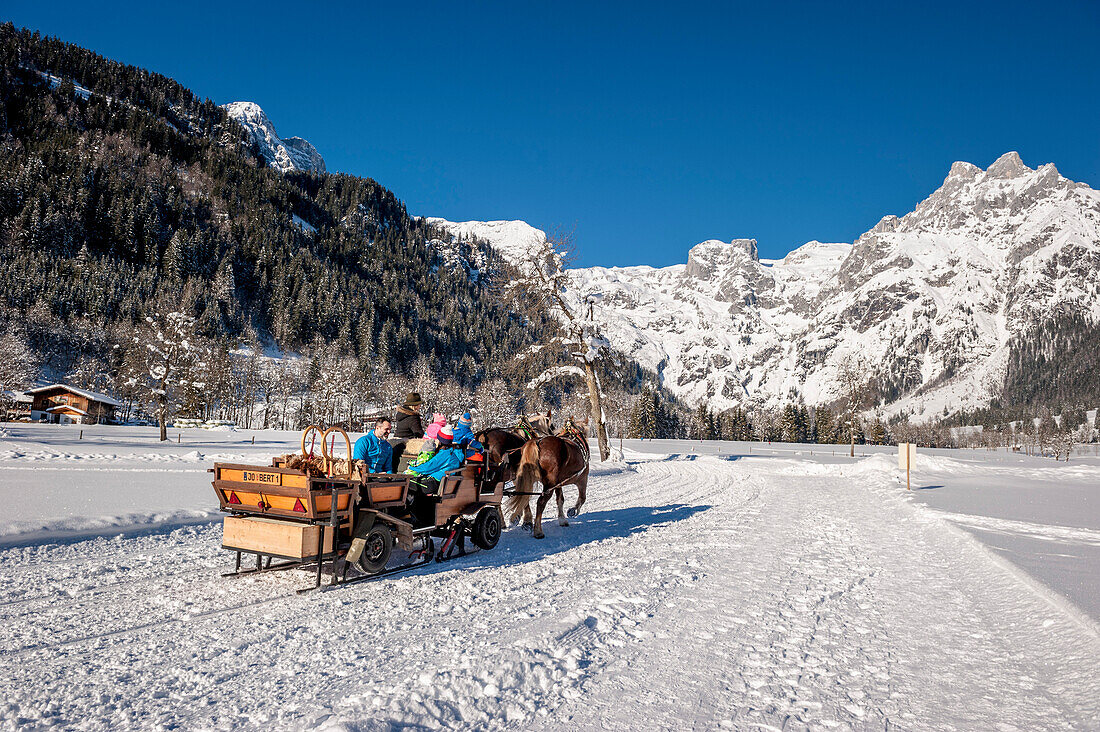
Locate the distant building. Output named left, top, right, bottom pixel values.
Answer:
left=27, top=384, right=121, bottom=425
left=2, top=390, right=33, bottom=420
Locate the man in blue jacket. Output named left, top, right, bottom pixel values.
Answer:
left=353, top=417, right=394, bottom=473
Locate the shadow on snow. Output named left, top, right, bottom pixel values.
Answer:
left=361, top=501, right=712, bottom=582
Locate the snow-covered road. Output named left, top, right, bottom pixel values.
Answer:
left=1, top=440, right=1098, bottom=730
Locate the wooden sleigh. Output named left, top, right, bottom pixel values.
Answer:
left=212, top=426, right=507, bottom=592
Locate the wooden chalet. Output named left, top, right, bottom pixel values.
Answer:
left=27, top=384, right=121, bottom=425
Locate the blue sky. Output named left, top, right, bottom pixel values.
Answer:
left=5, top=1, right=1099, bottom=267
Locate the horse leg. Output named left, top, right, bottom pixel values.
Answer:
left=522, top=495, right=534, bottom=531
left=556, top=486, right=569, bottom=527
left=508, top=497, right=526, bottom=526
left=532, top=489, right=552, bottom=539
left=567, top=474, right=588, bottom=518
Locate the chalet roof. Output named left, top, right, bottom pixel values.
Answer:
left=46, top=405, right=88, bottom=416
left=2, top=390, right=33, bottom=404
left=26, top=384, right=121, bottom=407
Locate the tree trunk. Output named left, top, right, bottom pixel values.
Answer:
left=159, top=405, right=168, bottom=441
left=583, top=361, right=610, bottom=461
left=849, top=414, right=855, bottom=458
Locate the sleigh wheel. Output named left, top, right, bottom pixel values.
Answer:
left=472, top=507, right=502, bottom=550
left=356, top=524, right=393, bottom=574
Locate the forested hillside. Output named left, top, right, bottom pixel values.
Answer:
left=0, top=24, right=686, bottom=436
left=0, top=26, right=535, bottom=390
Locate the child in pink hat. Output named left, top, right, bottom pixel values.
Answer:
left=424, top=413, right=447, bottom=440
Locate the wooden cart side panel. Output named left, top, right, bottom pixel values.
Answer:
left=222, top=516, right=336, bottom=558
left=214, top=480, right=315, bottom=499
left=215, top=483, right=355, bottom=520
left=435, top=478, right=478, bottom=525
left=310, top=488, right=356, bottom=514
left=214, top=464, right=311, bottom=490
left=364, top=480, right=408, bottom=508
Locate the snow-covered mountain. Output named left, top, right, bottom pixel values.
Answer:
left=453, top=153, right=1100, bottom=419
left=423, top=218, right=548, bottom=265
left=222, top=101, right=326, bottom=174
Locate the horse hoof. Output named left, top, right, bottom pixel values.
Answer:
left=567, top=508, right=579, bottom=518
left=534, top=532, right=545, bottom=540
left=558, top=519, right=569, bottom=527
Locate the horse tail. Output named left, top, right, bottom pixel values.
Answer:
left=505, top=439, right=541, bottom=519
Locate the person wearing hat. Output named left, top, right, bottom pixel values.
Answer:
left=393, top=392, right=425, bottom=439
left=405, top=425, right=465, bottom=525
left=403, top=437, right=440, bottom=473
left=424, top=413, right=448, bottom=441
left=451, top=411, right=483, bottom=456
left=389, top=392, right=426, bottom=472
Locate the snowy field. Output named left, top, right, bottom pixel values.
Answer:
left=1, top=424, right=1098, bottom=730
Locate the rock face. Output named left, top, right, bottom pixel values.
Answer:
left=223, top=101, right=326, bottom=174
left=460, top=153, right=1100, bottom=420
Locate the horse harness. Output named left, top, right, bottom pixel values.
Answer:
left=498, top=417, right=540, bottom=459
left=500, top=420, right=590, bottom=497
left=535, top=420, right=591, bottom=493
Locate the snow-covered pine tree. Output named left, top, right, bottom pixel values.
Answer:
left=126, top=310, right=210, bottom=440
left=474, top=377, right=517, bottom=429
left=628, top=386, right=659, bottom=439
left=868, top=418, right=888, bottom=445
left=836, top=354, right=870, bottom=457
left=809, top=405, right=831, bottom=444
left=0, top=328, right=36, bottom=417
left=691, top=403, right=716, bottom=440
left=780, top=403, right=809, bottom=443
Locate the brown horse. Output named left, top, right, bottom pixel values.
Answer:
left=475, top=411, right=555, bottom=482
left=505, top=419, right=590, bottom=539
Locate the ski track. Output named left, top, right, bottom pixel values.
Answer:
left=0, top=455, right=1097, bottom=730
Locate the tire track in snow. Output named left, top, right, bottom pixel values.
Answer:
left=348, top=456, right=761, bottom=729
left=555, top=463, right=1100, bottom=731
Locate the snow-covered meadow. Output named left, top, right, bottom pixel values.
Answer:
left=0, top=424, right=1097, bottom=729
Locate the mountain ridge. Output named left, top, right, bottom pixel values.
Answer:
left=449, top=152, right=1100, bottom=421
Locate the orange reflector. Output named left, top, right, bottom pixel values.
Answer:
left=293, top=498, right=306, bottom=513
left=228, top=491, right=241, bottom=505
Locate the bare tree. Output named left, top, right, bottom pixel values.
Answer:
left=504, top=234, right=612, bottom=460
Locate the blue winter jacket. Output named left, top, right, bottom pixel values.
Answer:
left=353, top=431, right=394, bottom=473
left=407, top=445, right=464, bottom=481
left=451, top=422, right=483, bottom=455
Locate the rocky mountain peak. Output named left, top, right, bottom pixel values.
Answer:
left=985, top=151, right=1029, bottom=179
left=870, top=215, right=899, bottom=234
left=947, top=160, right=982, bottom=181
left=685, top=238, right=759, bottom=279
left=223, top=101, right=326, bottom=175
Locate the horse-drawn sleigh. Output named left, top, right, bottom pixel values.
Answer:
left=211, top=415, right=593, bottom=591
